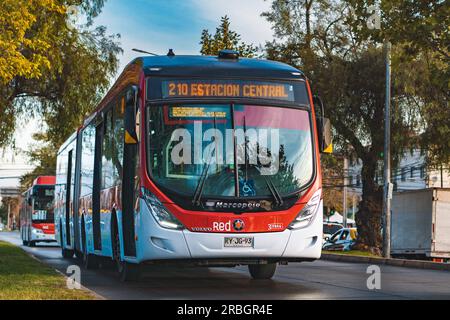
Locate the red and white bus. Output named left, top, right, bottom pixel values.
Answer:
left=55, top=50, right=332, bottom=280
left=20, top=176, right=56, bottom=246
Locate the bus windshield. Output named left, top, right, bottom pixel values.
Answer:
left=147, top=104, right=313, bottom=199
left=32, top=186, right=54, bottom=222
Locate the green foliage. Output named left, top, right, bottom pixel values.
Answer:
left=19, top=133, right=58, bottom=192
left=262, top=0, right=420, bottom=249
left=346, top=0, right=449, bottom=165
left=200, top=16, right=258, bottom=57
left=0, top=1, right=122, bottom=190
left=0, top=204, right=7, bottom=224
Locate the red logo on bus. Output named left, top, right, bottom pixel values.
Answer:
left=233, top=219, right=245, bottom=231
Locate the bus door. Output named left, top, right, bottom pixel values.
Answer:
left=121, top=88, right=139, bottom=257
left=92, top=120, right=103, bottom=251
left=65, top=150, right=73, bottom=246
left=72, top=133, right=83, bottom=252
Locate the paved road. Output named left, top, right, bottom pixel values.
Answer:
left=1, top=231, right=450, bottom=300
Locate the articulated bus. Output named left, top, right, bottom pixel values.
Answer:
left=20, top=176, right=57, bottom=246
left=55, top=50, right=332, bottom=280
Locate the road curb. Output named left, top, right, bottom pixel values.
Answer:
left=321, top=253, right=450, bottom=271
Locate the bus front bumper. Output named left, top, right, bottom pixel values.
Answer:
left=135, top=199, right=323, bottom=263
left=31, top=232, right=56, bottom=242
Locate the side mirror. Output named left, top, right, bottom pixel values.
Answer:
left=124, top=86, right=139, bottom=144
left=322, top=117, right=332, bottom=153
left=313, top=96, right=333, bottom=154
left=27, top=197, right=32, bottom=206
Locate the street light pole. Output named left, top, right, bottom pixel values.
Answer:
left=382, top=41, right=392, bottom=258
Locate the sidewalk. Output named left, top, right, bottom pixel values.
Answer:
left=321, top=252, right=450, bottom=271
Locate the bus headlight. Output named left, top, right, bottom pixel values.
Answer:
left=32, top=228, right=44, bottom=235
left=288, top=189, right=321, bottom=230
left=142, top=188, right=185, bottom=230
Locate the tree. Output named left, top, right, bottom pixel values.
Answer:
left=0, top=203, right=7, bottom=225
left=0, top=197, right=19, bottom=227
left=346, top=0, right=449, bottom=166
left=0, top=0, right=63, bottom=85
left=0, top=1, right=122, bottom=190
left=19, top=133, right=58, bottom=192
left=262, top=0, right=418, bottom=252
left=200, top=16, right=258, bottom=57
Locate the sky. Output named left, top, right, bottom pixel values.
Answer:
left=2, top=0, right=275, bottom=183
left=94, top=0, right=274, bottom=72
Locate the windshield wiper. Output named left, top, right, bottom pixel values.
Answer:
left=264, top=176, right=284, bottom=206
left=192, top=160, right=211, bottom=206
left=243, top=116, right=249, bottom=181
left=192, top=116, right=217, bottom=206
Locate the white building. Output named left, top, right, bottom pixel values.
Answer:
left=0, top=148, right=34, bottom=199
left=348, top=149, right=450, bottom=195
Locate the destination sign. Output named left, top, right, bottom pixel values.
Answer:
left=162, top=80, right=295, bottom=101
left=170, top=106, right=228, bottom=118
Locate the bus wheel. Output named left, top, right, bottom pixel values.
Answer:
left=112, top=227, right=140, bottom=281
left=60, top=224, right=74, bottom=259
left=82, top=224, right=99, bottom=270
left=29, top=241, right=36, bottom=247
left=22, top=240, right=28, bottom=246
left=248, top=263, right=277, bottom=280
left=74, top=250, right=83, bottom=260
left=62, top=248, right=74, bottom=259
left=120, top=262, right=141, bottom=282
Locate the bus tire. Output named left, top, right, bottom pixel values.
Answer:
left=62, top=248, right=74, bottom=259
left=111, top=218, right=140, bottom=281
left=29, top=241, right=36, bottom=247
left=22, top=240, right=28, bottom=246
left=119, top=262, right=141, bottom=282
left=248, top=263, right=277, bottom=280
left=83, top=253, right=99, bottom=270
left=74, top=250, right=83, bottom=260
left=82, top=220, right=99, bottom=270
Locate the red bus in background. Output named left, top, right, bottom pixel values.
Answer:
left=20, top=176, right=57, bottom=246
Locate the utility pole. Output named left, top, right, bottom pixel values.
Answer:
left=352, top=195, right=356, bottom=222
left=7, top=200, right=11, bottom=231
left=343, top=157, right=348, bottom=228
left=382, top=41, right=392, bottom=258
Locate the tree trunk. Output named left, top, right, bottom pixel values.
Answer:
left=354, top=156, right=383, bottom=254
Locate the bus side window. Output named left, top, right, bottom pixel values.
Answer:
left=80, top=124, right=96, bottom=197
left=102, top=108, right=114, bottom=189
left=112, top=98, right=125, bottom=184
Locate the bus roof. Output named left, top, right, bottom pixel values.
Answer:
left=58, top=54, right=307, bottom=155
left=33, top=176, right=56, bottom=186
left=138, top=55, right=305, bottom=80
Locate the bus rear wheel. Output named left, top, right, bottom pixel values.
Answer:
left=62, top=248, right=74, bottom=259
left=248, top=263, right=277, bottom=280
left=82, top=221, right=98, bottom=269
left=60, top=223, right=74, bottom=259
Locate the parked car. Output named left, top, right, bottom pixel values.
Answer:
left=322, top=228, right=358, bottom=251
left=323, top=222, right=343, bottom=244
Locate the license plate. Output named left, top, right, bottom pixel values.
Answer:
left=224, top=237, right=254, bottom=248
